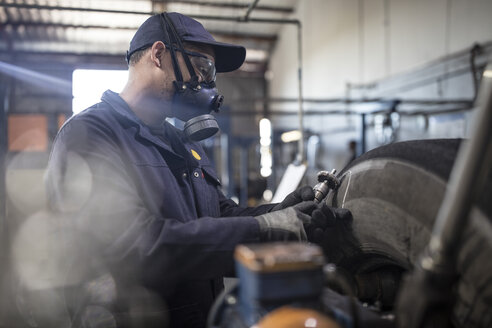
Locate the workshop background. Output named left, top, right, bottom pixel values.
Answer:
left=0, top=0, right=492, bottom=325
left=2, top=0, right=491, bottom=211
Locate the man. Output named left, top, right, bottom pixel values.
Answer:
left=45, top=12, right=351, bottom=328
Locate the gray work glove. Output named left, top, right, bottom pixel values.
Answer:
left=270, top=186, right=315, bottom=212
left=255, top=201, right=317, bottom=242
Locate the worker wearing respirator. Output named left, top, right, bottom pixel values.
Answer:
left=46, top=12, right=352, bottom=328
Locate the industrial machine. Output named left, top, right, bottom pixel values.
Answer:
left=209, top=140, right=492, bottom=328
left=209, top=62, right=492, bottom=328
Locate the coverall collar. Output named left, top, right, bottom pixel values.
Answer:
left=101, top=89, right=180, bottom=157
left=101, top=89, right=205, bottom=166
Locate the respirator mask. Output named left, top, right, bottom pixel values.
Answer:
left=160, top=13, right=223, bottom=141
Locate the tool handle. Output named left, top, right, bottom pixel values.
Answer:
left=313, top=181, right=329, bottom=204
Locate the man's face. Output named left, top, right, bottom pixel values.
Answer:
left=178, top=43, right=216, bottom=83
left=158, top=42, right=215, bottom=96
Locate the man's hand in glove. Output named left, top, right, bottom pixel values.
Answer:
left=270, top=186, right=315, bottom=212
left=303, top=203, right=361, bottom=263
left=255, top=201, right=317, bottom=242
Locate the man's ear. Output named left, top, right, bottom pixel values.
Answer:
left=150, top=41, right=166, bottom=68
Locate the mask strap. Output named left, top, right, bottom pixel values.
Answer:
left=163, top=13, right=199, bottom=87
left=159, top=13, right=184, bottom=83
left=159, top=13, right=183, bottom=83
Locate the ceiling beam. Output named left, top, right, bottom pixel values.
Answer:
left=4, top=21, right=138, bottom=30
left=0, top=49, right=266, bottom=65
left=1, top=2, right=293, bottom=15
left=3, top=21, right=277, bottom=40
left=2, top=3, right=152, bottom=15
left=2, top=23, right=277, bottom=47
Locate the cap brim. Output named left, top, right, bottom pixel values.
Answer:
left=183, top=37, right=246, bottom=73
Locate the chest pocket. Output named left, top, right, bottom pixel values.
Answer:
left=192, top=165, right=221, bottom=218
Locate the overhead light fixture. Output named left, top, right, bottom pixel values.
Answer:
left=259, top=118, right=272, bottom=177
left=259, top=118, right=271, bottom=146
left=281, top=130, right=302, bottom=143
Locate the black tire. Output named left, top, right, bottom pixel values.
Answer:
left=324, top=139, right=492, bottom=328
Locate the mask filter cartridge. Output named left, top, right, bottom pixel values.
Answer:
left=184, top=114, right=220, bottom=141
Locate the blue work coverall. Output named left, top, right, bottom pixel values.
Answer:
left=45, top=90, right=275, bottom=328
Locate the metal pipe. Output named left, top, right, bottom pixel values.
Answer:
left=470, top=43, right=482, bottom=100
left=188, top=14, right=300, bottom=25
left=217, top=106, right=472, bottom=117
left=296, top=21, right=305, bottom=163
left=0, top=79, right=9, bottom=301
left=360, top=113, right=366, bottom=155
left=226, top=97, right=473, bottom=106
left=239, top=144, right=248, bottom=206
left=10, top=105, right=473, bottom=117
left=375, top=63, right=489, bottom=97
left=425, top=63, right=492, bottom=271
left=348, top=41, right=492, bottom=93
left=243, top=0, right=260, bottom=21
left=159, top=0, right=293, bottom=13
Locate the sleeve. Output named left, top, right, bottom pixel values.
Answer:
left=218, top=190, right=277, bottom=217
left=45, top=117, right=261, bottom=294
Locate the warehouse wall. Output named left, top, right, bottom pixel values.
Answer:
left=268, top=0, right=492, bottom=176
left=271, top=0, right=492, bottom=97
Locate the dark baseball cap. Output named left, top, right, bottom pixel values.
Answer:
left=127, top=12, right=246, bottom=73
